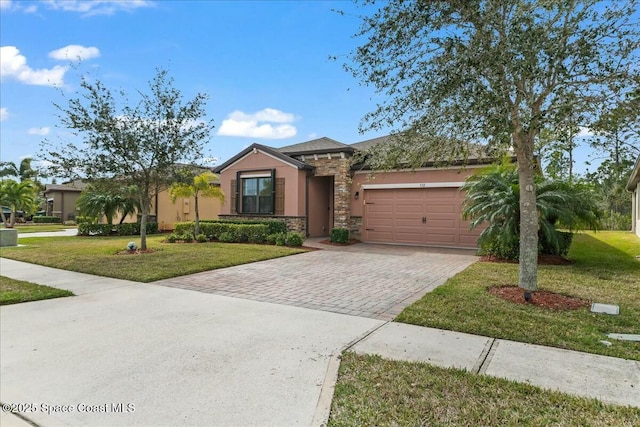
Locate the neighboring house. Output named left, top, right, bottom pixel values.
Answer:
left=627, top=154, right=640, bottom=238
left=116, top=178, right=223, bottom=231
left=213, top=135, right=494, bottom=249
left=44, top=180, right=88, bottom=221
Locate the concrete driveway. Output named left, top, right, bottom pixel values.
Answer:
left=0, top=244, right=476, bottom=426
left=154, top=241, right=478, bottom=320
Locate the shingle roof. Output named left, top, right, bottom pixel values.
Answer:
left=349, top=135, right=392, bottom=150
left=212, top=143, right=313, bottom=173
left=277, top=137, right=353, bottom=155
left=44, top=182, right=87, bottom=193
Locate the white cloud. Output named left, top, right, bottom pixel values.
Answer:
left=217, top=108, right=298, bottom=139
left=307, top=132, right=318, bottom=139
left=42, top=0, right=154, bottom=16
left=0, top=107, right=7, bottom=121
left=49, top=45, right=100, bottom=61
left=1, top=46, right=67, bottom=86
left=576, top=126, right=594, bottom=137
left=23, top=4, right=37, bottom=13
left=0, top=1, right=12, bottom=10
left=28, top=127, right=50, bottom=136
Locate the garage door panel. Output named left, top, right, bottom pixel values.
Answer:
left=363, top=187, right=480, bottom=248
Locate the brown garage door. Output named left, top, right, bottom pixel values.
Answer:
left=362, top=187, right=481, bottom=248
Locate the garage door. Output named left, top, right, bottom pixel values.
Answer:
left=362, top=187, right=481, bottom=248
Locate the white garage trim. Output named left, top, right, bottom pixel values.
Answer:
left=361, top=182, right=465, bottom=190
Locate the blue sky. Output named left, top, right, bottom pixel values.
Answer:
left=1, top=0, right=385, bottom=176
left=0, top=0, right=609, bottom=179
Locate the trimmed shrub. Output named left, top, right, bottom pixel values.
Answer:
left=166, top=233, right=178, bottom=243
left=77, top=222, right=158, bottom=236
left=75, top=216, right=96, bottom=224
left=266, top=233, right=279, bottom=245
left=285, top=232, right=304, bottom=247
left=196, top=233, right=208, bottom=243
left=218, top=231, right=236, bottom=243
left=275, top=233, right=286, bottom=246
left=330, top=228, right=350, bottom=244
left=200, top=219, right=287, bottom=235
left=33, top=216, right=61, bottom=224
left=540, top=231, right=573, bottom=257
left=63, top=220, right=77, bottom=226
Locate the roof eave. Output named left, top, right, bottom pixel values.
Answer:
left=626, top=155, right=640, bottom=191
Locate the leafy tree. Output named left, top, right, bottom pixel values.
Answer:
left=345, top=0, right=639, bottom=291
left=77, top=185, right=140, bottom=225
left=0, top=179, right=37, bottom=228
left=586, top=95, right=639, bottom=229
left=42, top=68, right=213, bottom=249
left=0, top=158, right=41, bottom=182
left=169, top=171, right=224, bottom=236
left=462, top=160, right=600, bottom=259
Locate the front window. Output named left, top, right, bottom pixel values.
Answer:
left=242, top=177, right=273, bottom=214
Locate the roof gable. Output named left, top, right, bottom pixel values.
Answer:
left=213, top=143, right=312, bottom=174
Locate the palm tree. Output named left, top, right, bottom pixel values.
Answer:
left=77, top=186, right=140, bottom=225
left=168, top=171, right=225, bottom=236
left=462, top=160, right=600, bottom=260
left=0, top=158, right=39, bottom=182
left=0, top=179, right=37, bottom=228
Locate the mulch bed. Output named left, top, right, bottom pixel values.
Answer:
left=488, top=285, right=590, bottom=310
left=480, top=254, right=573, bottom=265
left=115, top=249, right=156, bottom=255
left=318, top=239, right=361, bottom=246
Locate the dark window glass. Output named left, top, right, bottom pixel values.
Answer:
left=242, top=177, right=273, bottom=214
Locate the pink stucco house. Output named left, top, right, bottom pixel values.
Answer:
left=213, top=135, right=492, bottom=248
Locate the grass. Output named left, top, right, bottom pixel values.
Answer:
left=0, top=275, right=73, bottom=305
left=396, top=231, right=640, bottom=360
left=328, top=352, right=640, bottom=426
left=0, top=235, right=306, bottom=282
left=1, top=224, right=77, bottom=233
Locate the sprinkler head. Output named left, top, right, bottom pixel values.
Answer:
left=524, top=291, right=532, bottom=302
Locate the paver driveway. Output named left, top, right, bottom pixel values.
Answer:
left=154, top=241, right=478, bottom=320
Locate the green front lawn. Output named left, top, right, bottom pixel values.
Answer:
left=396, top=231, right=640, bottom=360
left=328, top=352, right=640, bottom=426
left=0, top=235, right=306, bottom=282
left=0, top=276, right=73, bottom=305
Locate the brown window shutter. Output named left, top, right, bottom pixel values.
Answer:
left=230, top=179, right=237, bottom=214
left=275, top=178, right=285, bottom=215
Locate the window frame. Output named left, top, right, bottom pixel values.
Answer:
left=237, top=170, right=276, bottom=215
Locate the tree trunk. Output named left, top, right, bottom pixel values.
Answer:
left=139, top=196, right=148, bottom=250
left=0, top=211, right=9, bottom=228
left=194, top=194, right=200, bottom=236
left=514, top=135, right=539, bottom=292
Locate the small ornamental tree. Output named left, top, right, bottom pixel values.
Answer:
left=0, top=179, right=37, bottom=228
left=42, top=68, right=213, bottom=250
left=168, top=171, right=225, bottom=236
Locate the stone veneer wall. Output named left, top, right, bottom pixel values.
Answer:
left=303, top=156, right=352, bottom=230
left=218, top=215, right=306, bottom=235
left=349, top=216, right=362, bottom=240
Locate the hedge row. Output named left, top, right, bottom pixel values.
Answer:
left=174, top=222, right=270, bottom=242
left=78, top=222, right=159, bottom=236
left=198, top=219, right=288, bottom=235
left=32, top=216, right=61, bottom=224
left=479, top=230, right=574, bottom=260
left=175, top=219, right=288, bottom=236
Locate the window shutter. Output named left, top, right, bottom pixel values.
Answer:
left=275, top=177, right=285, bottom=215
left=230, top=179, right=237, bottom=214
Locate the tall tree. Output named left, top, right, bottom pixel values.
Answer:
left=42, top=68, right=213, bottom=249
left=0, top=158, right=40, bottom=182
left=345, top=0, right=639, bottom=292
left=168, top=171, right=225, bottom=236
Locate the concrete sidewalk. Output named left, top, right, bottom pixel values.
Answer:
left=351, top=322, right=640, bottom=408
left=17, top=228, right=78, bottom=238
left=1, top=258, right=638, bottom=427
